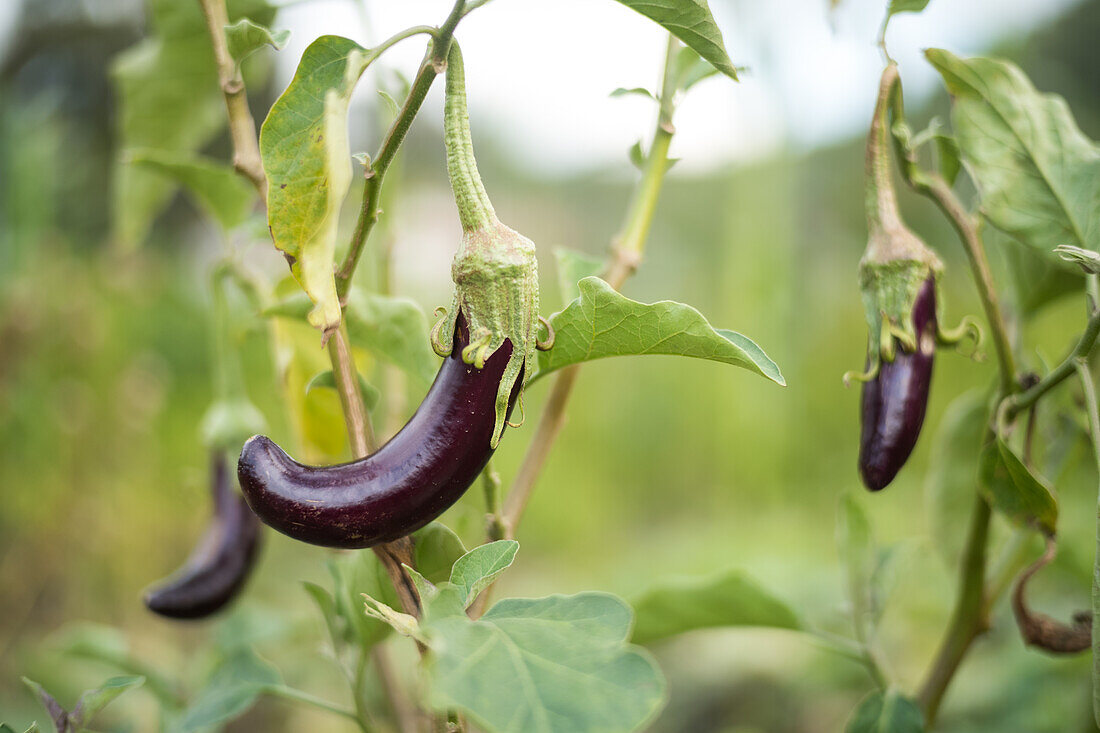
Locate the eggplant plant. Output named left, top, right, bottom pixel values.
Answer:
left=9, top=1, right=1100, bottom=732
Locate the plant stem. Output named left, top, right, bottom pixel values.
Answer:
left=262, top=684, right=363, bottom=725
left=197, top=0, right=266, bottom=197
left=501, top=34, right=681, bottom=538
left=919, top=177, right=1016, bottom=393
left=1000, top=307, right=1100, bottom=421
left=1075, top=356, right=1100, bottom=728
left=917, top=492, right=992, bottom=723
left=328, top=324, right=376, bottom=455
left=372, top=644, right=419, bottom=733
left=336, top=0, right=467, bottom=299
left=482, top=462, right=506, bottom=541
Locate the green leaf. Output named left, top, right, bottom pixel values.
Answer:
left=979, top=438, right=1058, bottom=536
left=631, top=570, right=801, bottom=645
left=328, top=550, right=403, bottom=649
left=414, top=523, right=468, bottom=585
left=178, top=649, right=280, bottom=732
left=224, top=18, right=289, bottom=64
left=924, top=390, right=987, bottom=565
left=22, top=678, right=66, bottom=732
left=449, top=541, right=519, bottom=608
left=838, top=494, right=874, bottom=626
left=612, top=0, right=738, bottom=80
left=1004, top=236, right=1082, bottom=317
left=610, top=87, right=656, bottom=101
left=628, top=141, right=645, bottom=171
left=846, top=688, right=925, bottom=733
left=261, top=35, right=372, bottom=336
left=887, top=0, right=932, bottom=18
left=302, top=581, right=343, bottom=651
left=423, top=592, right=666, bottom=733
left=554, top=248, right=604, bottom=305
left=925, top=49, right=1099, bottom=266
left=71, top=676, right=144, bottom=727
left=306, top=369, right=381, bottom=411
left=264, top=291, right=437, bottom=384
left=536, top=277, right=784, bottom=385
left=672, top=46, right=719, bottom=92
left=110, top=0, right=274, bottom=248
left=128, top=149, right=256, bottom=231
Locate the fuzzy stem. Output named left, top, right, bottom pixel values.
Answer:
left=197, top=0, right=266, bottom=197
left=864, top=63, right=903, bottom=240
left=443, top=42, right=496, bottom=231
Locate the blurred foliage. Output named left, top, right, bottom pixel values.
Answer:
left=1, top=0, right=1099, bottom=731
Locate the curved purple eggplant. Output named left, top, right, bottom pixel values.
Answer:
left=144, top=452, right=262, bottom=619
left=237, top=316, right=520, bottom=549
left=859, top=277, right=936, bottom=491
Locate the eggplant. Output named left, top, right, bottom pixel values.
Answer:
left=237, top=315, right=519, bottom=549
left=858, top=276, right=936, bottom=491
left=144, top=452, right=262, bottom=619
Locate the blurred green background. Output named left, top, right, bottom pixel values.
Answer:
left=2, top=0, right=1100, bottom=731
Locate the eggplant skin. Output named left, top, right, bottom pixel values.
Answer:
left=859, top=277, right=936, bottom=492
left=237, top=316, right=520, bottom=549
left=144, top=452, right=263, bottom=619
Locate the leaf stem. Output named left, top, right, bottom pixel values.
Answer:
left=335, top=0, right=467, bottom=299
left=197, top=0, right=266, bottom=197
left=1000, top=306, right=1100, bottom=422
left=262, top=684, right=362, bottom=724
left=501, top=34, right=682, bottom=539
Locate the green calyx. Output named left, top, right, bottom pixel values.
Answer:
left=430, top=42, right=545, bottom=447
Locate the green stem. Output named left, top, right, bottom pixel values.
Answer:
left=335, top=0, right=466, bottom=298
left=917, top=492, right=992, bottom=724
left=501, top=34, right=682, bottom=537
left=444, top=42, right=496, bottom=231
left=1000, top=307, right=1100, bottom=422
left=1075, top=357, right=1100, bottom=728
left=864, top=63, right=904, bottom=240
left=482, top=461, right=506, bottom=541
left=261, top=684, right=363, bottom=725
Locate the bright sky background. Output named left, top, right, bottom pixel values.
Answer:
left=272, top=0, right=1079, bottom=177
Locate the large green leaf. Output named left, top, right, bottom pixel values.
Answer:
left=260, top=35, right=371, bottom=336
left=71, top=676, right=145, bottom=726
left=612, top=0, right=738, bottom=80
left=846, top=689, right=924, bottom=733
left=536, top=277, right=784, bottom=385
left=129, top=149, right=256, bottom=231
left=924, top=390, right=988, bottom=565
left=631, top=570, right=801, bottom=645
left=979, top=438, right=1058, bottom=536
left=327, top=550, right=402, bottom=649
left=925, top=50, right=1099, bottom=266
left=424, top=593, right=665, bottom=733
left=413, top=522, right=468, bottom=585
left=110, top=0, right=274, bottom=248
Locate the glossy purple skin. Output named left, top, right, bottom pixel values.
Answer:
left=237, top=317, right=519, bottom=549
left=144, top=452, right=263, bottom=619
left=859, top=277, right=936, bottom=492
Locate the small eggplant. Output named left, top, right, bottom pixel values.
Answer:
left=144, top=452, right=262, bottom=619
left=859, top=277, right=936, bottom=491
left=237, top=316, right=519, bottom=549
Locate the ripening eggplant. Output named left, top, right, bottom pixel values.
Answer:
left=144, top=452, right=262, bottom=619
left=238, top=315, right=520, bottom=548
left=847, top=63, right=978, bottom=492
left=859, top=277, right=936, bottom=490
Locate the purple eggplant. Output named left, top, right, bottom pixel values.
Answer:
left=859, top=277, right=936, bottom=491
left=237, top=316, right=519, bottom=549
left=144, top=452, right=262, bottom=619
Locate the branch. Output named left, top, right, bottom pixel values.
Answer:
left=335, top=2, right=467, bottom=299
left=197, top=0, right=266, bottom=197
left=501, top=33, right=681, bottom=536
left=1000, top=306, right=1100, bottom=422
